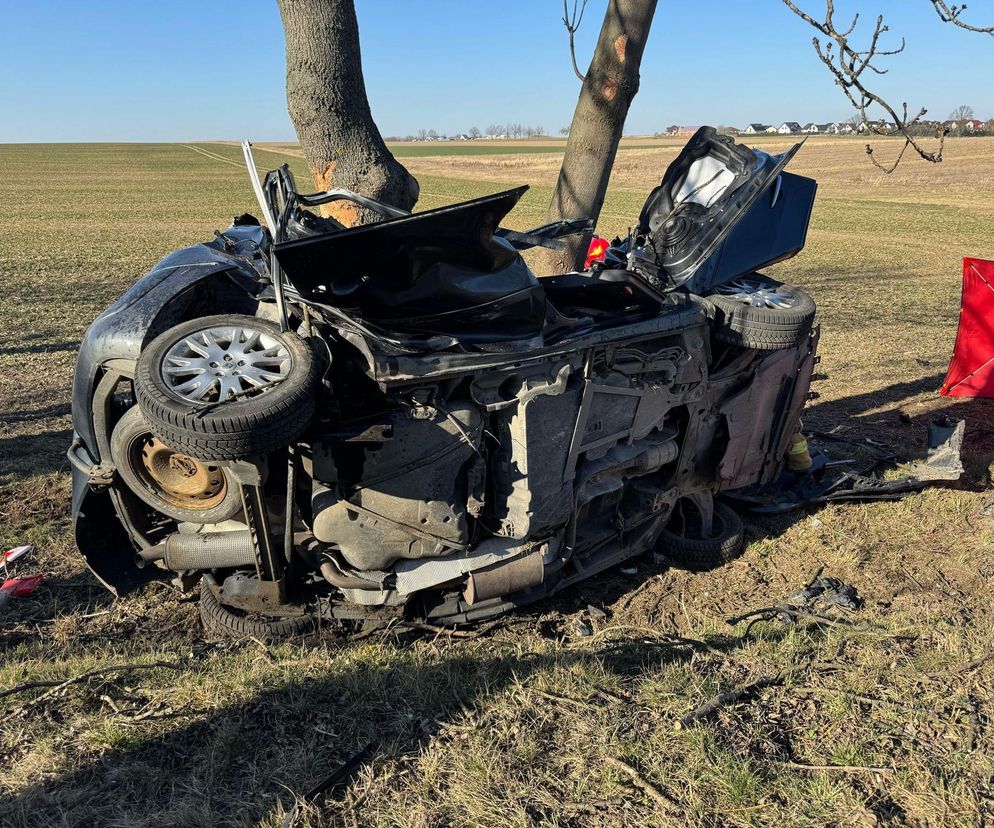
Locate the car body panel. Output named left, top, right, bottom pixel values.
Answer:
left=632, top=127, right=805, bottom=291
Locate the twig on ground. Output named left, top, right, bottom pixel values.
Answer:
left=793, top=685, right=907, bottom=709
left=526, top=687, right=600, bottom=711
left=787, top=759, right=892, bottom=775
left=5, top=660, right=184, bottom=711
left=0, top=679, right=63, bottom=700
left=954, top=650, right=994, bottom=675
left=619, top=574, right=664, bottom=611
left=728, top=606, right=844, bottom=638
left=603, top=756, right=679, bottom=811
left=572, top=623, right=719, bottom=654
left=281, top=742, right=377, bottom=828
left=397, top=621, right=481, bottom=639
left=678, top=676, right=782, bottom=728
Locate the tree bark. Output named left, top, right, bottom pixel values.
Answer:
left=544, top=0, right=657, bottom=272
left=277, top=0, right=419, bottom=226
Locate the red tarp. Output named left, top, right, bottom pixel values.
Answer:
left=941, top=257, right=994, bottom=398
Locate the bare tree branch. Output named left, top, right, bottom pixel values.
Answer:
left=562, top=0, right=589, bottom=82
left=781, top=0, right=947, bottom=173
left=930, top=1, right=994, bottom=36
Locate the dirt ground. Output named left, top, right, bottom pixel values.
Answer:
left=1, top=136, right=993, bottom=827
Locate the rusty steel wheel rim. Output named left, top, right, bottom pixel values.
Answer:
left=130, top=434, right=228, bottom=511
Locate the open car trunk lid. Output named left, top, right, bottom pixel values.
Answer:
left=631, top=127, right=813, bottom=292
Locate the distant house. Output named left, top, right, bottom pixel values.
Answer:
left=946, top=118, right=986, bottom=132
left=778, top=121, right=802, bottom=134
left=856, top=119, right=894, bottom=133
left=838, top=122, right=855, bottom=134
left=802, top=122, right=834, bottom=134
left=824, top=123, right=840, bottom=134
left=666, top=125, right=701, bottom=136
left=742, top=123, right=771, bottom=134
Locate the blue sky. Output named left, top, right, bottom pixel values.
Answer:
left=2, top=0, right=992, bottom=142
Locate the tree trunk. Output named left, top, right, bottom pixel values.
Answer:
left=277, top=0, right=419, bottom=226
left=544, top=0, right=658, bottom=272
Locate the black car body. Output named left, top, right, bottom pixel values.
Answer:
left=70, top=128, right=819, bottom=634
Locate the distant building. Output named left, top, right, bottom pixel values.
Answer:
left=838, top=122, right=855, bottom=134
left=742, top=123, right=771, bottom=134
left=856, top=119, right=894, bottom=133
left=669, top=125, right=701, bottom=136
left=778, top=121, right=802, bottom=134
left=802, top=122, right=835, bottom=134
left=945, top=118, right=985, bottom=132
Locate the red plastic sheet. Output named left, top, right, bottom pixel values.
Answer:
left=941, top=257, right=994, bottom=398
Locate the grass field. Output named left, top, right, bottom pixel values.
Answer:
left=2, top=136, right=994, bottom=827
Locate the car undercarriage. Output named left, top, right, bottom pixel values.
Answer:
left=69, top=127, right=819, bottom=637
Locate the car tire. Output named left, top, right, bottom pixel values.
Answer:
left=199, top=575, right=316, bottom=640
left=134, top=314, right=318, bottom=461
left=110, top=406, right=244, bottom=524
left=658, top=500, right=745, bottom=572
left=702, top=274, right=815, bottom=350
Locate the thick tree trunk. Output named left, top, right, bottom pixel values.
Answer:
left=277, top=0, right=419, bottom=226
left=545, top=0, right=657, bottom=272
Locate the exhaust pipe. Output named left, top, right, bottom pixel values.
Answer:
left=463, top=549, right=546, bottom=604
left=140, top=531, right=256, bottom=571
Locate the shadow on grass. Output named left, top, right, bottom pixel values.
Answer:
left=0, top=341, right=79, bottom=357
left=1, top=403, right=72, bottom=424
left=0, top=428, right=72, bottom=479
left=0, top=630, right=754, bottom=828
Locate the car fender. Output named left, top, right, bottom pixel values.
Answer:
left=71, top=229, right=267, bottom=460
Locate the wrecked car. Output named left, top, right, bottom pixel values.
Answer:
left=69, top=127, right=819, bottom=637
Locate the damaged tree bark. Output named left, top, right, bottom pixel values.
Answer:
left=545, top=0, right=658, bottom=272
left=277, top=0, right=419, bottom=225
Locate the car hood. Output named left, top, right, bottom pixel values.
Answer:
left=631, top=127, right=803, bottom=290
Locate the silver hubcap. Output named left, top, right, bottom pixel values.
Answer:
left=161, top=325, right=291, bottom=403
left=715, top=277, right=795, bottom=309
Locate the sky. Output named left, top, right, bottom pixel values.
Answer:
left=1, top=0, right=992, bottom=142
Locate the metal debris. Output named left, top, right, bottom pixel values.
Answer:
left=726, top=567, right=862, bottom=633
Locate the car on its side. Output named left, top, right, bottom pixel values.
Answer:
left=69, top=127, right=818, bottom=637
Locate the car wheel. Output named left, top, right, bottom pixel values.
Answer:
left=199, top=575, right=316, bottom=640
left=658, top=500, right=744, bottom=572
left=134, top=314, right=318, bottom=461
left=110, top=406, right=244, bottom=523
left=703, top=274, right=815, bottom=350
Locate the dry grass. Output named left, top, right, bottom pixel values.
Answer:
left=2, top=137, right=994, bottom=827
